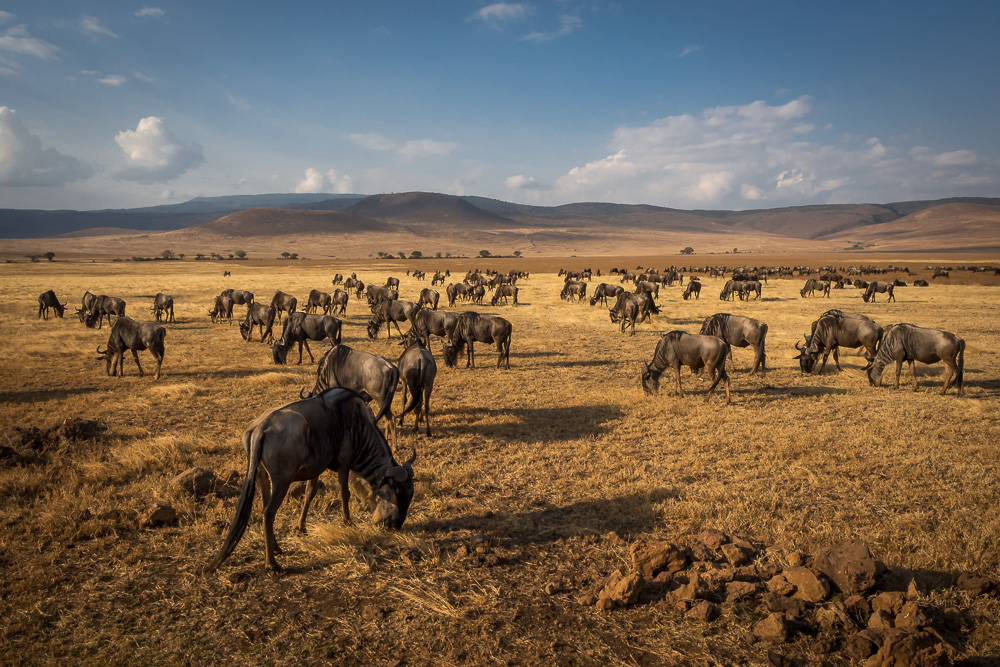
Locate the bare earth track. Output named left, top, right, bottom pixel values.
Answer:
left=1, top=255, right=999, bottom=664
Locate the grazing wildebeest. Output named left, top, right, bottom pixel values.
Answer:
left=417, top=288, right=440, bottom=311
left=410, top=308, right=460, bottom=349
left=354, top=280, right=366, bottom=299
left=331, top=273, right=343, bottom=285
left=743, top=280, right=763, bottom=300
left=700, top=313, right=768, bottom=375
left=867, top=323, right=964, bottom=396
left=95, top=317, right=165, bottom=380
left=893, top=279, right=907, bottom=287
left=862, top=281, right=895, bottom=303
left=610, top=291, right=659, bottom=324
left=800, top=279, right=831, bottom=298
left=367, top=300, right=422, bottom=339
left=682, top=281, right=702, bottom=301
left=932, top=268, right=950, bottom=279
left=431, top=271, right=445, bottom=286
left=305, top=289, right=333, bottom=315
left=209, top=294, right=233, bottom=325
left=561, top=280, right=587, bottom=301
left=84, top=295, right=126, bottom=329
left=616, top=298, right=639, bottom=336
left=396, top=332, right=437, bottom=436
left=305, top=344, right=401, bottom=443
left=443, top=312, right=512, bottom=369
left=471, top=284, right=486, bottom=305
left=330, top=288, right=349, bottom=315
left=204, top=387, right=415, bottom=573
left=913, top=279, right=929, bottom=287
left=446, top=283, right=466, bottom=306
left=719, top=280, right=748, bottom=301
left=635, top=281, right=660, bottom=299
left=220, top=289, right=254, bottom=315
left=366, top=284, right=398, bottom=307
left=272, top=312, right=343, bottom=365
left=385, top=276, right=400, bottom=290
left=640, top=331, right=731, bottom=404
left=270, top=291, right=298, bottom=322
left=344, top=276, right=360, bottom=293
left=589, top=283, right=624, bottom=307
left=81, top=290, right=97, bottom=315
left=240, top=303, right=277, bottom=344
left=794, top=310, right=883, bottom=374
left=37, top=290, right=66, bottom=319
left=151, top=293, right=174, bottom=322
left=223, top=270, right=231, bottom=277
left=491, top=284, right=518, bottom=306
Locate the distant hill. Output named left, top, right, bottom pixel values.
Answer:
left=192, top=207, right=391, bottom=237
left=345, top=192, right=514, bottom=226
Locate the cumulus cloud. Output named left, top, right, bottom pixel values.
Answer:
left=294, top=167, right=354, bottom=194
left=0, top=106, right=93, bottom=186
left=349, top=132, right=457, bottom=160
left=81, top=16, right=118, bottom=39
left=114, top=116, right=204, bottom=183
left=505, top=174, right=551, bottom=191
left=475, top=3, right=530, bottom=29
left=677, top=45, right=701, bottom=58
left=522, top=14, right=581, bottom=42
left=226, top=91, right=250, bottom=110
left=0, top=23, right=58, bottom=60
left=135, top=7, right=165, bottom=18
left=550, top=96, right=1000, bottom=208
left=99, top=74, right=127, bottom=86
left=348, top=132, right=397, bottom=151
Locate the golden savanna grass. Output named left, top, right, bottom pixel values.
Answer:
left=1, top=256, right=999, bottom=665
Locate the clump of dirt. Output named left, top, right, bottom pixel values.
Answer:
left=0, top=418, right=106, bottom=466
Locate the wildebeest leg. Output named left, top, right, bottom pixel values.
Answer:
left=833, top=346, right=842, bottom=372
left=153, top=352, right=162, bottom=381
left=673, top=363, right=683, bottom=397
left=423, top=381, right=433, bottom=436
left=467, top=341, right=475, bottom=368
left=297, top=478, right=320, bottom=532
left=303, top=340, right=314, bottom=363
left=338, top=467, right=352, bottom=525
left=893, top=359, right=903, bottom=389
left=261, top=474, right=292, bottom=572
left=392, top=319, right=404, bottom=339
left=909, top=360, right=918, bottom=392
left=131, top=349, right=144, bottom=377
left=941, top=361, right=955, bottom=395
left=398, top=381, right=410, bottom=427
left=818, top=349, right=830, bottom=374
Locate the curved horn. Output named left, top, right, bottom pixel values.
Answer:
left=96, top=345, right=107, bottom=355
left=299, top=387, right=312, bottom=399
left=403, top=449, right=416, bottom=471
left=386, top=464, right=409, bottom=483
left=794, top=340, right=803, bottom=351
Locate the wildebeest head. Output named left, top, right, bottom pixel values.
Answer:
left=53, top=302, right=66, bottom=318
left=639, top=361, right=660, bottom=394
left=793, top=336, right=819, bottom=373
left=84, top=310, right=102, bottom=329
left=272, top=338, right=290, bottom=364
left=95, top=344, right=113, bottom=375
left=442, top=340, right=461, bottom=368
left=371, top=450, right=417, bottom=530
left=239, top=320, right=252, bottom=341
left=366, top=315, right=382, bottom=339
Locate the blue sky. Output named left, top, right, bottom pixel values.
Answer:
left=1, top=1, right=998, bottom=211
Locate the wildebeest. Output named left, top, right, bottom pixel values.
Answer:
left=81, top=290, right=97, bottom=314
left=410, top=308, right=460, bottom=349
left=491, top=284, right=518, bottom=306
left=610, top=290, right=659, bottom=324
left=589, top=283, right=624, bottom=307
left=635, top=281, right=660, bottom=299
left=151, top=293, right=174, bottom=322
left=396, top=332, right=437, bottom=436
left=867, top=323, right=964, bottom=396
left=220, top=289, right=254, bottom=315
left=344, top=276, right=361, bottom=293
left=95, top=317, right=165, bottom=380
left=354, top=280, right=366, bottom=299
left=366, top=284, right=398, bottom=307
left=367, top=300, right=422, bottom=339
left=682, top=280, right=701, bottom=301
left=272, top=312, right=343, bottom=364
left=304, top=289, right=333, bottom=315
left=616, top=298, right=639, bottom=336
left=270, top=291, right=298, bottom=322
left=417, top=288, right=440, bottom=311
left=913, top=279, right=929, bottom=287
left=223, top=270, right=231, bottom=277
left=743, top=280, right=762, bottom=300
left=37, top=290, right=66, bottom=319
left=800, top=279, right=831, bottom=298
left=443, top=312, right=512, bottom=369
left=471, top=284, right=486, bottom=305
left=862, top=281, right=895, bottom=303
left=331, top=288, right=349, bottom=315
left=240, top=303, right=277, bottom=344
left=639, top=331, right=731, bottom=404
left=204, top=388, right=415, bottom=573
left=700, top=313, right=767, bottom=375
left=431, top=271, right=445, bottom=286
left=385, top=276, right=400, bottom=290
left=932, top=268, right=950, bottom=279
left=794, top=310, right=883, bottom=374
left=719, top=280, right=748, bottom=301
left=331, top=273, right=343, bottom=285
left=209, top=294, right=233, bottom=325
left=446, top=283, right=468, bottom=306
left=84, top=295, right=127, bottom=329
left=305, top=344, right=400, bottom=442
left=892, top=279, right=907, bottom=287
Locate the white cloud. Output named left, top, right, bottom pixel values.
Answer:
left=476, top=3, right=530, bottom=29
left=398, top=139, right=457, bottom=160
left=226, top=92, right=250, bottom=110
left=677, top=45, right=701, bottom=58
left=348, top=132, right=396, bottom=151
left=0, top=23, right=58, bottom=60
left=294, top=167, right=354, bottom=194
left=99, top=74, right=127, bottom=86
left=505, top=174, right=550, bottom=191
left=0, top=11, right=14, bottom=25
left=132, top=71, right=155, bottom=83
left=135, top=7, right=165, bottom=18
left=549, top=96, right=1000, bottom=208
left=81, top=16, right=118, bottom=39
left=522, top=14, right=581, bottom=42
left=0, top=106, right=93, bottom=186
left=114, top=116, right=204, bottom=183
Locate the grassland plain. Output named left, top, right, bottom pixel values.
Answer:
left=1, top=256, right=999, bottom=665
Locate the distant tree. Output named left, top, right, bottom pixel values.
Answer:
left=43, top=252, right=55, bottom=262
left=162, top=249, right=175, bottom=260
left=228, top=253, right=235, bottom=260
left=435, top=251, right=442, bottom=258
left=479, top=250, right=491, bottom=258
left=289, top=252, right=299, bottom=260
left=446, top=252, right=452, bottom=258
left=368, top=253, right=374, bottom=259
left=733, top=248, right=738, bottom=254
left=281, top=252, right=291, bottom=259
left=195, top=253, right=205, bottom=260
left=513, top=250, right=522, bottom=258
left=397, top=251, right=406, bottom=259
left=410, top=250, right=422, bottom=259
left=235, top=250, right=247, bottom=259
left=26, top=255, right=39, bottom=263
left=680, top=246, right=694, bottom=255
left=178, top=253, right=185, bottom=260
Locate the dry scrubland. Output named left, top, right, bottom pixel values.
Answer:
left=1, top=257, right=999, bottom=665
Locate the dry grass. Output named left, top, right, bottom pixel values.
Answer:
left=1, top=255, right=999, bottom=664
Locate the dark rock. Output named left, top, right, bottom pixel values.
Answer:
left=725, top=581, right=759, bottom=603
left=768, top=574, right=795, bottom=596
left=171, top=467, right=217, bottom=498
left=631, top=541, right=687, bottom=578
left=872, top=591, right=907, bottom=616
left=144, top=503, right=176, bottom=527
left=894, top=601, right=927, bottom=629
left=754, top=612, right=789, bottom=643
left=577, top=594, right=597, bottom=607
left=868, top=609, right=895, bottom=630
left=866, top=628, right=950, bottom=666
left=957, top=572, right=997, bottom=596
left=598, top=570, right=644, bottom=607
left=698, top=529, right=729, bottom=550
left=814, top=540, right=877, bottom=595
left=721, top=542, right=751, bottom=566
left=765, top=592, right=810, bottom=619
left=785, top=567, right=830, bottom=603
left=843, top=634, right=877, bottom=661
left=686, top=600, right=720, bottom=622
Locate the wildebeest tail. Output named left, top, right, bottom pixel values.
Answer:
left=373, top=366, right=399, bottom=424
left=205, top=426, right=265, bottom=572
left=758, top=322, right=768, bottom=370
left=955, top=338, right=965, bottom=390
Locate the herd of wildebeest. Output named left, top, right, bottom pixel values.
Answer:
left=31, top=260, right=988, bottom=571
